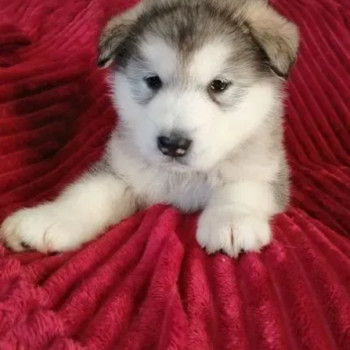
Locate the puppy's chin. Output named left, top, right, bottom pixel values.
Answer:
left=160, top=156, right=219, bottom=174
left=138, top=145, right=217, bottom=173
left=158, top=157, right=194, bottom=172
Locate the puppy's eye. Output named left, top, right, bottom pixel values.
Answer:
left=144, top=75, right=162, bottom=90
left=209, top=79, right=230, bottom=93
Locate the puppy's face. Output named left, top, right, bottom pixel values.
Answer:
left=113, top=35, right=277, bottom=171
left=99, top=0, right=299, bottom=171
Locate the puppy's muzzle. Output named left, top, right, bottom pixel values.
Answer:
left=157, top=134, right=192, bottom=158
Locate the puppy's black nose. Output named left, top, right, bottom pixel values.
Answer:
left=157, top=135, right=192, bottom=157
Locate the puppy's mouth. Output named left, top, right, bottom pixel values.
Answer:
left=161, top=156, right=191, bottom=170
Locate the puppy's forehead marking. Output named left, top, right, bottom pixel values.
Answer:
left=188, top=41, right=233, bottom=82
left=140, top=36, right=178, bottom=78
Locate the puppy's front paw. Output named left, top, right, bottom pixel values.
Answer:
left=0, top=205, right=86, bottom=253
left=196, top=208, right=271, bottom=257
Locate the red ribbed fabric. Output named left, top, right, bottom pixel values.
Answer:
left=0, top=0, right=349, bottom=349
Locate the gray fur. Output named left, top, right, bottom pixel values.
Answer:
left=98, top=0, right=299, bottom=77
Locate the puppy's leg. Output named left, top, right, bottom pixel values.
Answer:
left=197, top=181, right=281, bottom=257
left=0, top=166, right=137, bottom=253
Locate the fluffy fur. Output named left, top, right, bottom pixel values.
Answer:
left=0, top=0, right=299, bottom=257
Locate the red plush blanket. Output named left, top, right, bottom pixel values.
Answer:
left=1, top=0, right=350, bottom=349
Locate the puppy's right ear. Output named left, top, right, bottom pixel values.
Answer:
left=243, top=1, right=299, bottom=79
left=97, top=2, right=144, bottom=68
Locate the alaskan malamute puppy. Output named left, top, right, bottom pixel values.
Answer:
left=0, top=0, right=299, bottom=257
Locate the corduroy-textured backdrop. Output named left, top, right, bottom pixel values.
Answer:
left=0, top=0, right=350, bottom=349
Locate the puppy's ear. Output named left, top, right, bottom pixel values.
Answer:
left=244, top=2, right=299, bottom=78
left=97, top=2, right=144, bottom=68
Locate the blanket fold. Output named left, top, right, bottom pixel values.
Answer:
left=0, top=0, right=349, bottom=349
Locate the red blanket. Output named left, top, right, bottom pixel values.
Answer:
left=1, top=0, right=350, bottom=349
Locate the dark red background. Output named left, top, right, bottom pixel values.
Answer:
left=0, top=0, right=350, bottom=349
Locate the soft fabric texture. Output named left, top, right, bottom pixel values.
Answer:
left=0, top=0, right=349, bottom=349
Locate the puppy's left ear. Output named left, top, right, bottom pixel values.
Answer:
left=97, top=2, right=144, bottom=68
left=245, top=2, right=299, bottom=78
